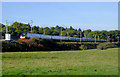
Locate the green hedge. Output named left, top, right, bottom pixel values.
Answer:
left=2, top=39, right=118, bottom=52
left=97, top=42, right=117, bottom=50
left=79, top=45, right=87, bottom=50
left=2, top=38, right=59, bottom=52
left=58, top=42, right=99, bottom=50
left=2, top=41, right=26, bottom=52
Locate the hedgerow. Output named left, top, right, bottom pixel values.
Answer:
left=2, top=39, right=119, bottom=52
left=97, top=42, right=117, bottom=50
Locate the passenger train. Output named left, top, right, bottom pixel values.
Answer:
left=20, top=32, right=107, bottom=42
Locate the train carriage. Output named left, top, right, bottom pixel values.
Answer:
left=61, top=36, right=69, bottom=41
left=75, top=38, right=80, bottom=42
left=68, top=37, right=76, bottom=41
left=52, top=36, right=69, bottom=41
left=40, top=35, right=51, bottom=39
left=20, top=32, right=107, bottom=42
left=51, top=36, right=61, bottom=41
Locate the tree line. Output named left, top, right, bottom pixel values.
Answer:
left=0, top=22, right=120, bottom=42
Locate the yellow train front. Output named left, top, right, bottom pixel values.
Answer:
left=20, top=33, right=26, bottom=39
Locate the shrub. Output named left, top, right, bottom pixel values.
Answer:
left=107, top=42, right=117, bottom=48
left=97, top=43, right=116, bottom=50
left=97, top=43, right=108, bottom=50
left=17, top=39, right=45, bottom=51
left=79, top=45, right=87, bottom=50
left=17, top=38, right=59, bottom=51
left=58, top=42, right=99, bottom=50
left=115, top=42, right=120, bottom=47
left=2, top=41, right=25, bottom=52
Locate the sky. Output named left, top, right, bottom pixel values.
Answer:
left=2, top=2, right=118, bottom=31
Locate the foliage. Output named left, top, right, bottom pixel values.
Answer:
left=2, top=41, right=26, bottom=52
left=1, top=22, right=120, bottom=42
left=97, top=43, right=117, bottom=50
left=2, top=38, right=60, bottom=52
left=97, top=43, right=109, bottom=50
left=58, top=42, right=99, bottom=50
left=83, top=29, right=92, bottom=38
left=2, top=39, right=101, bottom=52
left=79, top=45, right=87, bottom=50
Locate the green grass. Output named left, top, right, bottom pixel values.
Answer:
left=2, top=48, right=118, bottom=75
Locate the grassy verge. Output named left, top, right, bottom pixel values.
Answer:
left=2, top=48, right=118, bottom=75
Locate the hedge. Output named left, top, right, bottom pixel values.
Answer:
left=97, top=42, right=117, bottom=50
left=2, top=38, right=60, bottom=52
left=2, top=39, right=119, bottom=52
left=58, top=42, right=99, bottom=50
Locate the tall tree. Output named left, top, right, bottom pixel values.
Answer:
left=83, top=29, right=92, bottom=38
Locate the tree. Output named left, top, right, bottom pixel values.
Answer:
left=32, top=26, right=39, bottom=33
left=44, top=27, right=51, bottom=35
left=0, top=24, right=5, bottom=28
left=61, top=31, right=67, bottom=36
left=108, top=31, right=115, bottom=42
left=70, top=26, right=74, bottom=30
left=52, top=30, right=59, bottom=36
left=77, top=28, right=82, bottom=38
left=8, top=26, right=16, bottom=36
left=99, top=30, right=108, bottom=40
left=114, top=30, right=120, bottom=42
left=73, top=35, right=78, bottom=37
left=68, top=30, right=77, bottom=37
left=2, top=27, right=6, bottom=36
left=1, top=22, right=120, bottom=42
left=50, top=27, right=55, bottom=31
left=78, top=28, right=82, bottom=32
left=83, top=29, right=92, bottom=38
left=12, top=22, right=30, bottom=36
left=38, top=28, right=43, bottom=34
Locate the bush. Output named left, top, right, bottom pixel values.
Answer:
left=58, top=42, right=99, bottom=50
left=2, top=41, right=25, bottom=52
left=2, top=38, right=60, bottom=52
left=17, top=38, right=59, bottom=51
left=115, top=42, right=120, bottom=47
left=97, top=43, right=108, bottom=50
left=17, top=38, right=44, bottom=51
left=97, top=43, right=117, bottom=50
left=107, top=42, right=117, bottom=48
left=79, top=45, right=87, bottom=50
left=3, top=39, right=109, bottom=52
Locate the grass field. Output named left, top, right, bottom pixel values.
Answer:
left=2, top=48, right=118, bottom=75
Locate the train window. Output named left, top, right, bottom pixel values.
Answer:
left=22, top=33, right=26, bottom=36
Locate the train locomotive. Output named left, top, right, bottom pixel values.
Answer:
left=20, top=32, right=107, bottom=42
